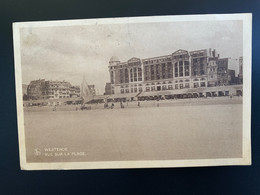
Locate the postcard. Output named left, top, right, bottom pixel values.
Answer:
left=13, top=13, right=252, bottom=170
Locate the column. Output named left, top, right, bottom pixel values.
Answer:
left=128, top=68, right=131, bottom=83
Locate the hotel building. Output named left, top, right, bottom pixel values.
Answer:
left=107, top=48, right=241, bottom=101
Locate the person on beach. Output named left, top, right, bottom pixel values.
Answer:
left=138, top=101, right=141, bottom=107
left=120, top=102, right=124, bottom=109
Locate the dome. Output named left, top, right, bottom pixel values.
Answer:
left=109, top=56, right=120, bottom=62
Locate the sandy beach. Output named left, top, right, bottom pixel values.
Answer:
left=24, top=97, right=242, bottom=162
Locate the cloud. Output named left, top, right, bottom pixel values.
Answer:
left=20, top=20, right=243, bottom=94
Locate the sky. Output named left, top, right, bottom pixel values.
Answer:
left=20, top=19, right=243, bottom=94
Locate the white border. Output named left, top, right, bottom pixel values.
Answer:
left=13, top=13, right=252, bottom=170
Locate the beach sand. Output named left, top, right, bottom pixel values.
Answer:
left=23, top=98, right=242, bottom=162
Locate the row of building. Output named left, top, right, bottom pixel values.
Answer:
left=23, top=48, right=243, bottom=105
left=24, top=79, right=96, bottom=100
left=104, top=48, right=243, bottom=95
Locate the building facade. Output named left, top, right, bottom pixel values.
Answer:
left=104, top=82, right=112, bottom=95
left=27, top=79, right=81, bottom=100
left=238, top=56, right=243, bottom=84
left=108, top=48, right=240, bottom=95
left=27, top=79, right=47, bottom=100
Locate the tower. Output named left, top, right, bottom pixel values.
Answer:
left=108, top=56, right=120, bottom=85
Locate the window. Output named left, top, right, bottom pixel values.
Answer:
left=144, top=66, right=149, bottom=81
left=156, top=64, right=160, bottom=80
left=175, top=62, right=178, bottom=77
left=125, top=69, right=129, bottom=83
left=120, top=89, right=124, bottom=94
left=151, top=86, right=155, bottom=91
left=193, top=83, right=199, bottom=88
left=185, top=83, right=190, bottom=88
left=168, top=85, right=173, bottom=90
left=179, top=64, right=183, bottom=77
left=175, top=84, right=178, bottom=89
left=162, top=85, right=167, bottom=90
left=146, top=87, right=150, bottom=92
left=110, top=71, right=114, bottom=84
left=151, top=65, right=155, bottom=80
left=167, top=62, right=173, bottom=78
left=134, top=68, right=137, bottom=82
left=180, top=84, right=183, bottom=89
left=201, top=82, right=206, bottom=87
left=138, top=68, right=142, bottom=81
left=184, top=61, right=189, bottom=76
left=130, top=69, right=133, bottom=82
left=134, top=88, right=137, bottom=92
left=125, top=89, right=129, bottom=93
left=162, top=64, right=166, bottom=79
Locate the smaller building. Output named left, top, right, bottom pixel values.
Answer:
left=27, top=79, right=81, bottom=100
left=228, top=69, right=236, bottom=85
left=27, top=79, right=47, bottom=100
left=69, top=86, right=80, bottom=98
left=104, top=83, right=112, bottom=95
left=217, top=58, right=229, bottom=86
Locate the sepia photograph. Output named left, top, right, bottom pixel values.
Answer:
left=13, top=13, right=252, bottom=170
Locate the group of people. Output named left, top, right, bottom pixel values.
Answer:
left=103, top=101, right=142, bottom=109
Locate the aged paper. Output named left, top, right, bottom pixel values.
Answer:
left=13, top=14, right=252, bottom=170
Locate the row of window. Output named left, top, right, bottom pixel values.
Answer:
left=144, top=63, right=173, bottom=81
left=174, top=61, right=190, bottom=77
left=119, top=81, right=206, bottom=94
left=143, top=57, right=171, bottom=65
left=118, top=68, right=143, bottom=83
left=120, top=87, right=143, bottom=94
